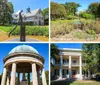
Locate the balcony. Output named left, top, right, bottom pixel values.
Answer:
left=54, top=62, right=86, bottom=66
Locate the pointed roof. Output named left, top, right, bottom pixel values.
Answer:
left=24, top=8, right=41, bottom=17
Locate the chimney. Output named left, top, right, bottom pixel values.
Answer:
left=26, top=7, right=31, bottom=13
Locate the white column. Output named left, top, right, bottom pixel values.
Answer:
left=6, top=71, right=10, bottom=85
left=69, top=56, right=72, bottom=78
left=42, top=68, right=47, bottom=85
left=10, top=63, right=16, bottom=85
left=1, top=68, right=7, bottom=85
left=59, top=54, right=63, bottom=78
left=32, top=63, right=38, bottom=85
left=79, top=56, right=82, bottom=80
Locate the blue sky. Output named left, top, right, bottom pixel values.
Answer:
left=55, top=43, right=82, bottom=49
left=51, top=0, right=100, bottom=11
left=0, top=43, right=49, bottom=74
left=8, top=0, right=49, bottom=13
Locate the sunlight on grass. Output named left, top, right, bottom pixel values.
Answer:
left=51, top=80, right=100, bottom=85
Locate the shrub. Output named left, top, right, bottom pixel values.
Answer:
left=9, top=26, right=49, bottom=37
left=65, top=15, right=78, bottom=20
left=79, top=12, right=95, bottom=19
left=96, top=73, right=100, bottom=81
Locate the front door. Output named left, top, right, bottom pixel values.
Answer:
left=72, top=70, right=76, bottom=78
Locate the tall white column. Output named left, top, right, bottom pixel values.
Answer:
left=69, top=56, right=72, bottom=78
left=59, top=54, right=63, bottom=78
left=42, top=68, right=47, bottom=85
left=79, top=56, right=82, bottom=80
left=1, top=68, right=7, bottom=85
left=10, top=63, right=16, bottom=85
left=6, top=71, right=10, bottom=85
left=32, top=63, right=38, bottom=85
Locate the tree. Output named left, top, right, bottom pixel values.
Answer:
left=82, top=44, right=99, bottom=79
left=63, top=2, right=80, bottom=16
left=42, top=8, right=49, bottom=25
left=42, top=8, right=49, bottom=19
left=88, top=2, right=100, bottom=19
left=0, top=0, right=14, bottom=25
left=50, top=2, right=66, bottom=20
left=51, top=44, right=59, bottom=66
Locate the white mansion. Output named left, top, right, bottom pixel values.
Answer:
left=51, top=48, right=86, bottom=80
left=12, top=8, right=44, bottom=25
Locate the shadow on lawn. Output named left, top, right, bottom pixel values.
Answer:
left=51, top=79, right=76, bottom=85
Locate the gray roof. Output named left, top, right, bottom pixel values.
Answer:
left=24, top=8, right=41, bottom=17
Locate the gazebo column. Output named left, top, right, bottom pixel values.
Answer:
left=6, top=71, right=10, bottom=85
left=42, top=68, right=47, bottom=85
left=28, top=73, right=30, bottom=85
left=22, top=72, right=25, bottom=80
left=18, top=73, right=20, bottom=85
left=1, top=68, right=7, bottom=85
left=10, top=63, right=16, bottom=85
left=37, top=70, right=40, bottom=85
left=32, top=63, right=38, bottom=85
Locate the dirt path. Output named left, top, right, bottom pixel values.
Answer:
left=0, top=30, right=48, bottom=42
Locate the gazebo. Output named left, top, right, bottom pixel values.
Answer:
left=1, top=45, right=47, bottom=85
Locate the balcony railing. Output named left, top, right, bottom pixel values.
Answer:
left=54, top=62, right=86, bottom=66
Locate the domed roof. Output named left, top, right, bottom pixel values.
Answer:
left=9, top=45, right=39, bottom=54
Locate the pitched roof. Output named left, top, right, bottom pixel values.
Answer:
left=24, top=8, right=41, bottom=17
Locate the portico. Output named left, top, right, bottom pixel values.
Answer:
left=1, top=45, right=47, bottom=85
left=51, top=48, right=84, bottom=80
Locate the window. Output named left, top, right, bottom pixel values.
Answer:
left=73, top=60, right=76, bottom=63
left=55, top=69, right=59, bottom=75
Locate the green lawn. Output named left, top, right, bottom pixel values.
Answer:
left=51, top=80, right=100, bottom=85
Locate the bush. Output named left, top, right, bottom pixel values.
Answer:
left=96, top=73, right=100, bottom=81
left=65, top=15, right=78, bottom=20
left=9, top=26, right=49, bottom=37
left=79, top=12, right=95, bottom=19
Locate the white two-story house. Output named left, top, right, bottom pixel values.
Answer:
left=51, top=48, right=86, bottom=80
left=12, top=8, right=44, bottom=25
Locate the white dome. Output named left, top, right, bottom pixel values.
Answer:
left=9, top=45, right=39, bottom=54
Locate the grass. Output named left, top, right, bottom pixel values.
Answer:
left=51, top=80, right=100, bottom=85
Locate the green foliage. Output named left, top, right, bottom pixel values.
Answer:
left=51, top=44, right=59, bottom=60
left=65, top=15, right=78, bottom=20
left=88, top=2, right=100, bottom=18
left=50, top=2, right=66, bottom=20
left=82, top=44, right=100, bottom=74
left=79, top=11, right=95, bottom=19
left=63, top=2, right=80, bottom=16
left=8, top=26, right=49, bottom=37
left=0, top=1, right=14, bottom=25
left=42, top=8, right=49, bottom=19
left=45, top=71, right=49, bottom=85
